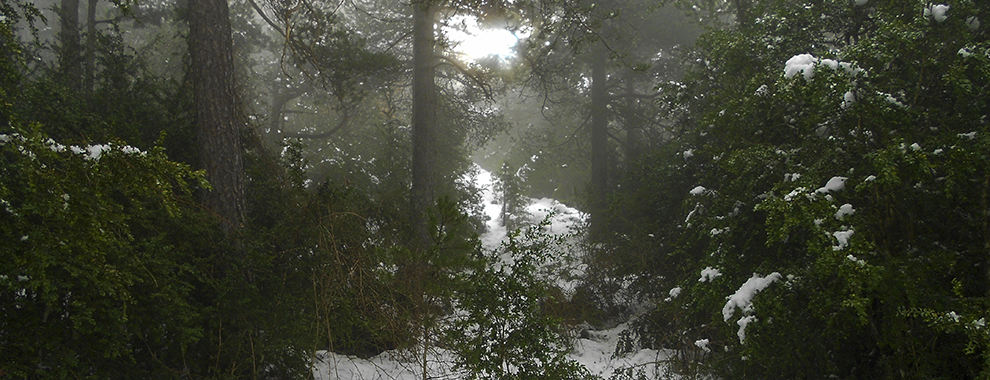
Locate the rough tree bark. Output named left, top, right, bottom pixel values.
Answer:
left=411, top=2, right=438, bottom=250
left=188, top=0, right=245, bottom=234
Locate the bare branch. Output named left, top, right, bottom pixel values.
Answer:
left=436, top=55, right=495, bottom=101
left=246, top=0, right=286, bottom=38
left=282, top=103, right=352, bottom=139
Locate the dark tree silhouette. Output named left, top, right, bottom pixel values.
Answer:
left=59, top=0, right=81, bottom=90
left=589, top=42, right=608, bottom=239
left=188, top=0, right=245, bottom=234
left=411, top=1, right=439, bottom=250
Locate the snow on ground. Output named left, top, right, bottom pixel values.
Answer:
left=474, top=165, right=584, bottom=249
left=313, top=322, right=674, bottom=380
left=572, top=322, right=675, bottom=379
left=313, top=349, right=464, bottom=380
left=311, top=164, right=666, bottom=380
left=475, top=167, right=508, bottom=249
left=473, top=164, right=587, bottom=295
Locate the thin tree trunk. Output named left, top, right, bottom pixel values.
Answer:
left=411, top=2, right=438, bottom=250
left=589, top=43, right=608, bottom=239
left=189, top=0, right=245, bottom=235
left=623, top=70, right=640, bottom=163
left=59, top=0, right=81, bottom=90
left=84, top=0, right=97, bottom=93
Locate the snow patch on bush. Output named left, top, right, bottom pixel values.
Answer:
left=736, top=316, right=758, bottom=343
left=832, top=229, right=855, bottom=250
left=665, top=287, right=682, bottom=302
left=722, top=273, right=782, bottom=344
left=784, top=54, right=818, bottom=80
left=699, top=267, right=722, bottom=282
left=694, top=339, right=711, bottom=353
left=834, top=204, right=855, bottom=220
left=784, top=54, right=863, bottom=81
left=841, top=90, right=857, bottom=109
left=816, top=176, right=847, bottom=193
left=966, top=16, right=980, bottom=30
left=847, top=254, right=866, bottom=266
left=722, top=273, right=782, bottom=322
left=924, top=4, right=950, bottom=23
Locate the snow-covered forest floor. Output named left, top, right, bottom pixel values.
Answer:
left=311, top=166, right=671, bottom=379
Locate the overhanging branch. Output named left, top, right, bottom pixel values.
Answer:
left=282, top=104, right=351, bottom=139
left=436, top=55, right=495, bottom=101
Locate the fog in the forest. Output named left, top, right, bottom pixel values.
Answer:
left=4, top=0, right=989, bottom=378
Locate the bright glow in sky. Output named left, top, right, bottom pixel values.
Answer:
left=444, top=15, right=528, bottom=61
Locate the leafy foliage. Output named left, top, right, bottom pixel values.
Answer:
left=0, top=127, right=207, bottom=378
left=606, top=0, right=990, bottom=378
left=0, top=5, right=321, bottom=377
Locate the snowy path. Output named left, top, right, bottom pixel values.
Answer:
left=311, top=165, right=668, bottom=380
left=312, top=322, right=673, bottom=380
left=474, top=165, right=584, bottom=250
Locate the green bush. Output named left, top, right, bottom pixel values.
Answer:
left=447, top=219, right=590, bottom=380
left=609, top=0, right=990, bottom=378
left=0, top=127, right=207, bottom=378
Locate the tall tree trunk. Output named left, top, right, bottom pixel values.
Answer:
left=623, top=70, right=640, bottom=163
left=189, top=0, right=245, bottom=235
left=83, top=0, right=97, bottom=93
left=410, top=8, right=439, bottom=374
left=411, top=2, right=438, bottom=250
left=59, top=0, right=81, bottom=90
left=589, top=43, right=609, bottom=239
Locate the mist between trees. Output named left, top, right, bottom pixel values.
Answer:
left=1, top=0, right=989, bottom=379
